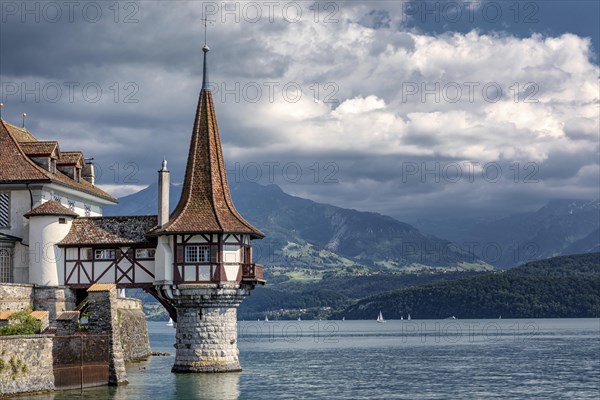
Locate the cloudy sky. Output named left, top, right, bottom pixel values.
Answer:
left=1, top=0, right=598, bottom=222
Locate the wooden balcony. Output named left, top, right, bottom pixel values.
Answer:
left=241, top=263, right=266, bottom=284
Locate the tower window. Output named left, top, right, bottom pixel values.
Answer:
left=59, top=218, right=67, bottom=224
left=0, top=193, right=9, bottom=228
left=185, top=245, right=210, bottom=263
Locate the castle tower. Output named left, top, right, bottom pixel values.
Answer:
left=151, top=43, right=265, bottom=373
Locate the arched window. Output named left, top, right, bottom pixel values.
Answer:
left=0, top=248, right=11, bottom=283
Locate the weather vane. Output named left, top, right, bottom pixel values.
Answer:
left=202, top=14, right=214, bottom=48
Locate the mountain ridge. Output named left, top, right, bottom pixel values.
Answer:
left=104, top=181, right=491, bottom=275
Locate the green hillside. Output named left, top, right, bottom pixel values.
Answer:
left=337, top=253, right=600, bottom=319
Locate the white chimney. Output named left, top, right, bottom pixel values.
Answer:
left=82, top=160, right=95, bottom=185
left=158, top=159, right=170, bottom=228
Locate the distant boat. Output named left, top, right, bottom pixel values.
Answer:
left=166, top=318, right=174, bottom=327
left=376, top=311, right=386, bottom=323
left=264, top=315, right=269, bottom=322
left=297, top=317, right=301, bottom=321
left=400, top=316, right=403, bottom=320
left=407, top=314, right=411, bottom=321
left=342, top=317, right=345, bottom=321
left=499, top=316, right=502, bottom=319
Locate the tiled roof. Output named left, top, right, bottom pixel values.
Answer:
left=59, top=215, right=158, bottom=246
left=29, top=310, right=49, bottom=320
left=0, top=120, right=117, bottom=203
left=57, top=151, right=84, bottom=166
left=23, top=200, right=79, bottom=218
left=56, top=311, right=80, bottom=321
left=5, top=123, right=37, bottom=142
left=151, top=89, right=264, bottom=238
left=0, top=311, right=14, bottom=320
left=87, top=283, right=116, bottom=292
left=19, top=141, right=60, bottom=157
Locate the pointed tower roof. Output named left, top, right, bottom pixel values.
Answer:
left=153, top=46, right=264, bottom=238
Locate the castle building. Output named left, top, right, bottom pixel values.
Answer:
left=0, top=43, right=265, bottom=373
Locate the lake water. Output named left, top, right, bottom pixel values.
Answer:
left=17, top=319, right=600, bottom=399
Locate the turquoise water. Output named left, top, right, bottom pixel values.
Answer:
left=17, top=319, right=600, bottom=399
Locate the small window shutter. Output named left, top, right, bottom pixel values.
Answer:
left=210, top=245, right=218, bottom=263
left=86, top=249, right=93, bottom=260
left=176, top=246, right=184, bottom=263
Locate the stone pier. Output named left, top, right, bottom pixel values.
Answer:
left=160, top=284, right=251, bottom=373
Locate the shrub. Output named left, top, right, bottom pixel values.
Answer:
left=0, top=310, right=42, bottom=336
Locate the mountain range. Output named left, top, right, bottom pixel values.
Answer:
left=104, top=183, right=599, bottom=273
left=104, top=182, right=491, bottom=280
left=413, top=199, right=600, bottom=268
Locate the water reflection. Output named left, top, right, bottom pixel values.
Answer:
left=175, top=372, right=240, bottom=400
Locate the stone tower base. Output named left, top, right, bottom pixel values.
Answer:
left=157, top=284, right=251, bottom=373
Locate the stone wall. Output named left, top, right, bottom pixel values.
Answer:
left=0, top=283, right=33, bottom=312
left=117, top=298, right=151, bottom=362
left=33, top=286, right=76, bottom=323
left=86, top=284, right=127, bottom=385
left=0, top=335, right=54, bottom=396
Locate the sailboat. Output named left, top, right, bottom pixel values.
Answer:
left=297, top=317, right=301, bottom=321
left=407, top=314, right=411, bottom=321
left=400, top=315, right=403, bottom=320
left=376, top=311, right=386, bottom=323
left=264, top=315, right=269, bottom=322
left=166, top=317, right=174, bottom=327
left=342, top=317, right=345, bottom=321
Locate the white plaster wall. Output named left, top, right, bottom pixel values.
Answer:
left=40, top=189, right=102, bottom=217
left=3, top=190, right=31, bottom=241
left=155, top=236, right=173, bottom=282
left=12, top=243, right=29, bottom=283
left=28, top=215, right=73, bottom=286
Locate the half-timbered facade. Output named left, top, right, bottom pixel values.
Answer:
left=1, top=41, right=265, bottom=373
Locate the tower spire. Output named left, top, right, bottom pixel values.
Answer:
left=202, top=16, right=211, bottom=91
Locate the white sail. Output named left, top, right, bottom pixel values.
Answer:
left=377, top=311, right=386, bottom=323
left=166, top=317, right=174, bottom=327
left=265, top=315, right=269, bottom=322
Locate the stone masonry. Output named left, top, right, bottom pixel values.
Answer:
left=0, top=283, right=33, bottom=312
left=33, top=286, right=76, bottom=323
left=0, top=335, right=54, bottom=396
left=116, top=298, right=151, bottom=362
left=86, top=284, right=127, bottom=385
left=163, top=283, right=252, bottom=373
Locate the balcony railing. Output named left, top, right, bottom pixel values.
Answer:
left=241, top=263, right=266, bottom=284
left=172, top=262, right=266, bottom=284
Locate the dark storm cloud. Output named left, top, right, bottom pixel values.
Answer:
left=0, top=1, right=598, bottom=223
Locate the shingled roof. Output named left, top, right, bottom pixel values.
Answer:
left=59, top=215, right=158, bottom=246
left=57, top=151, right=84, bottom=167
left=24, top=200, right=79, bottom=218
left=151, top=55, right=264, bottom=238
left=19, top=141, right=60, bottom=157
left=0, top=120, right=116, bottom=203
